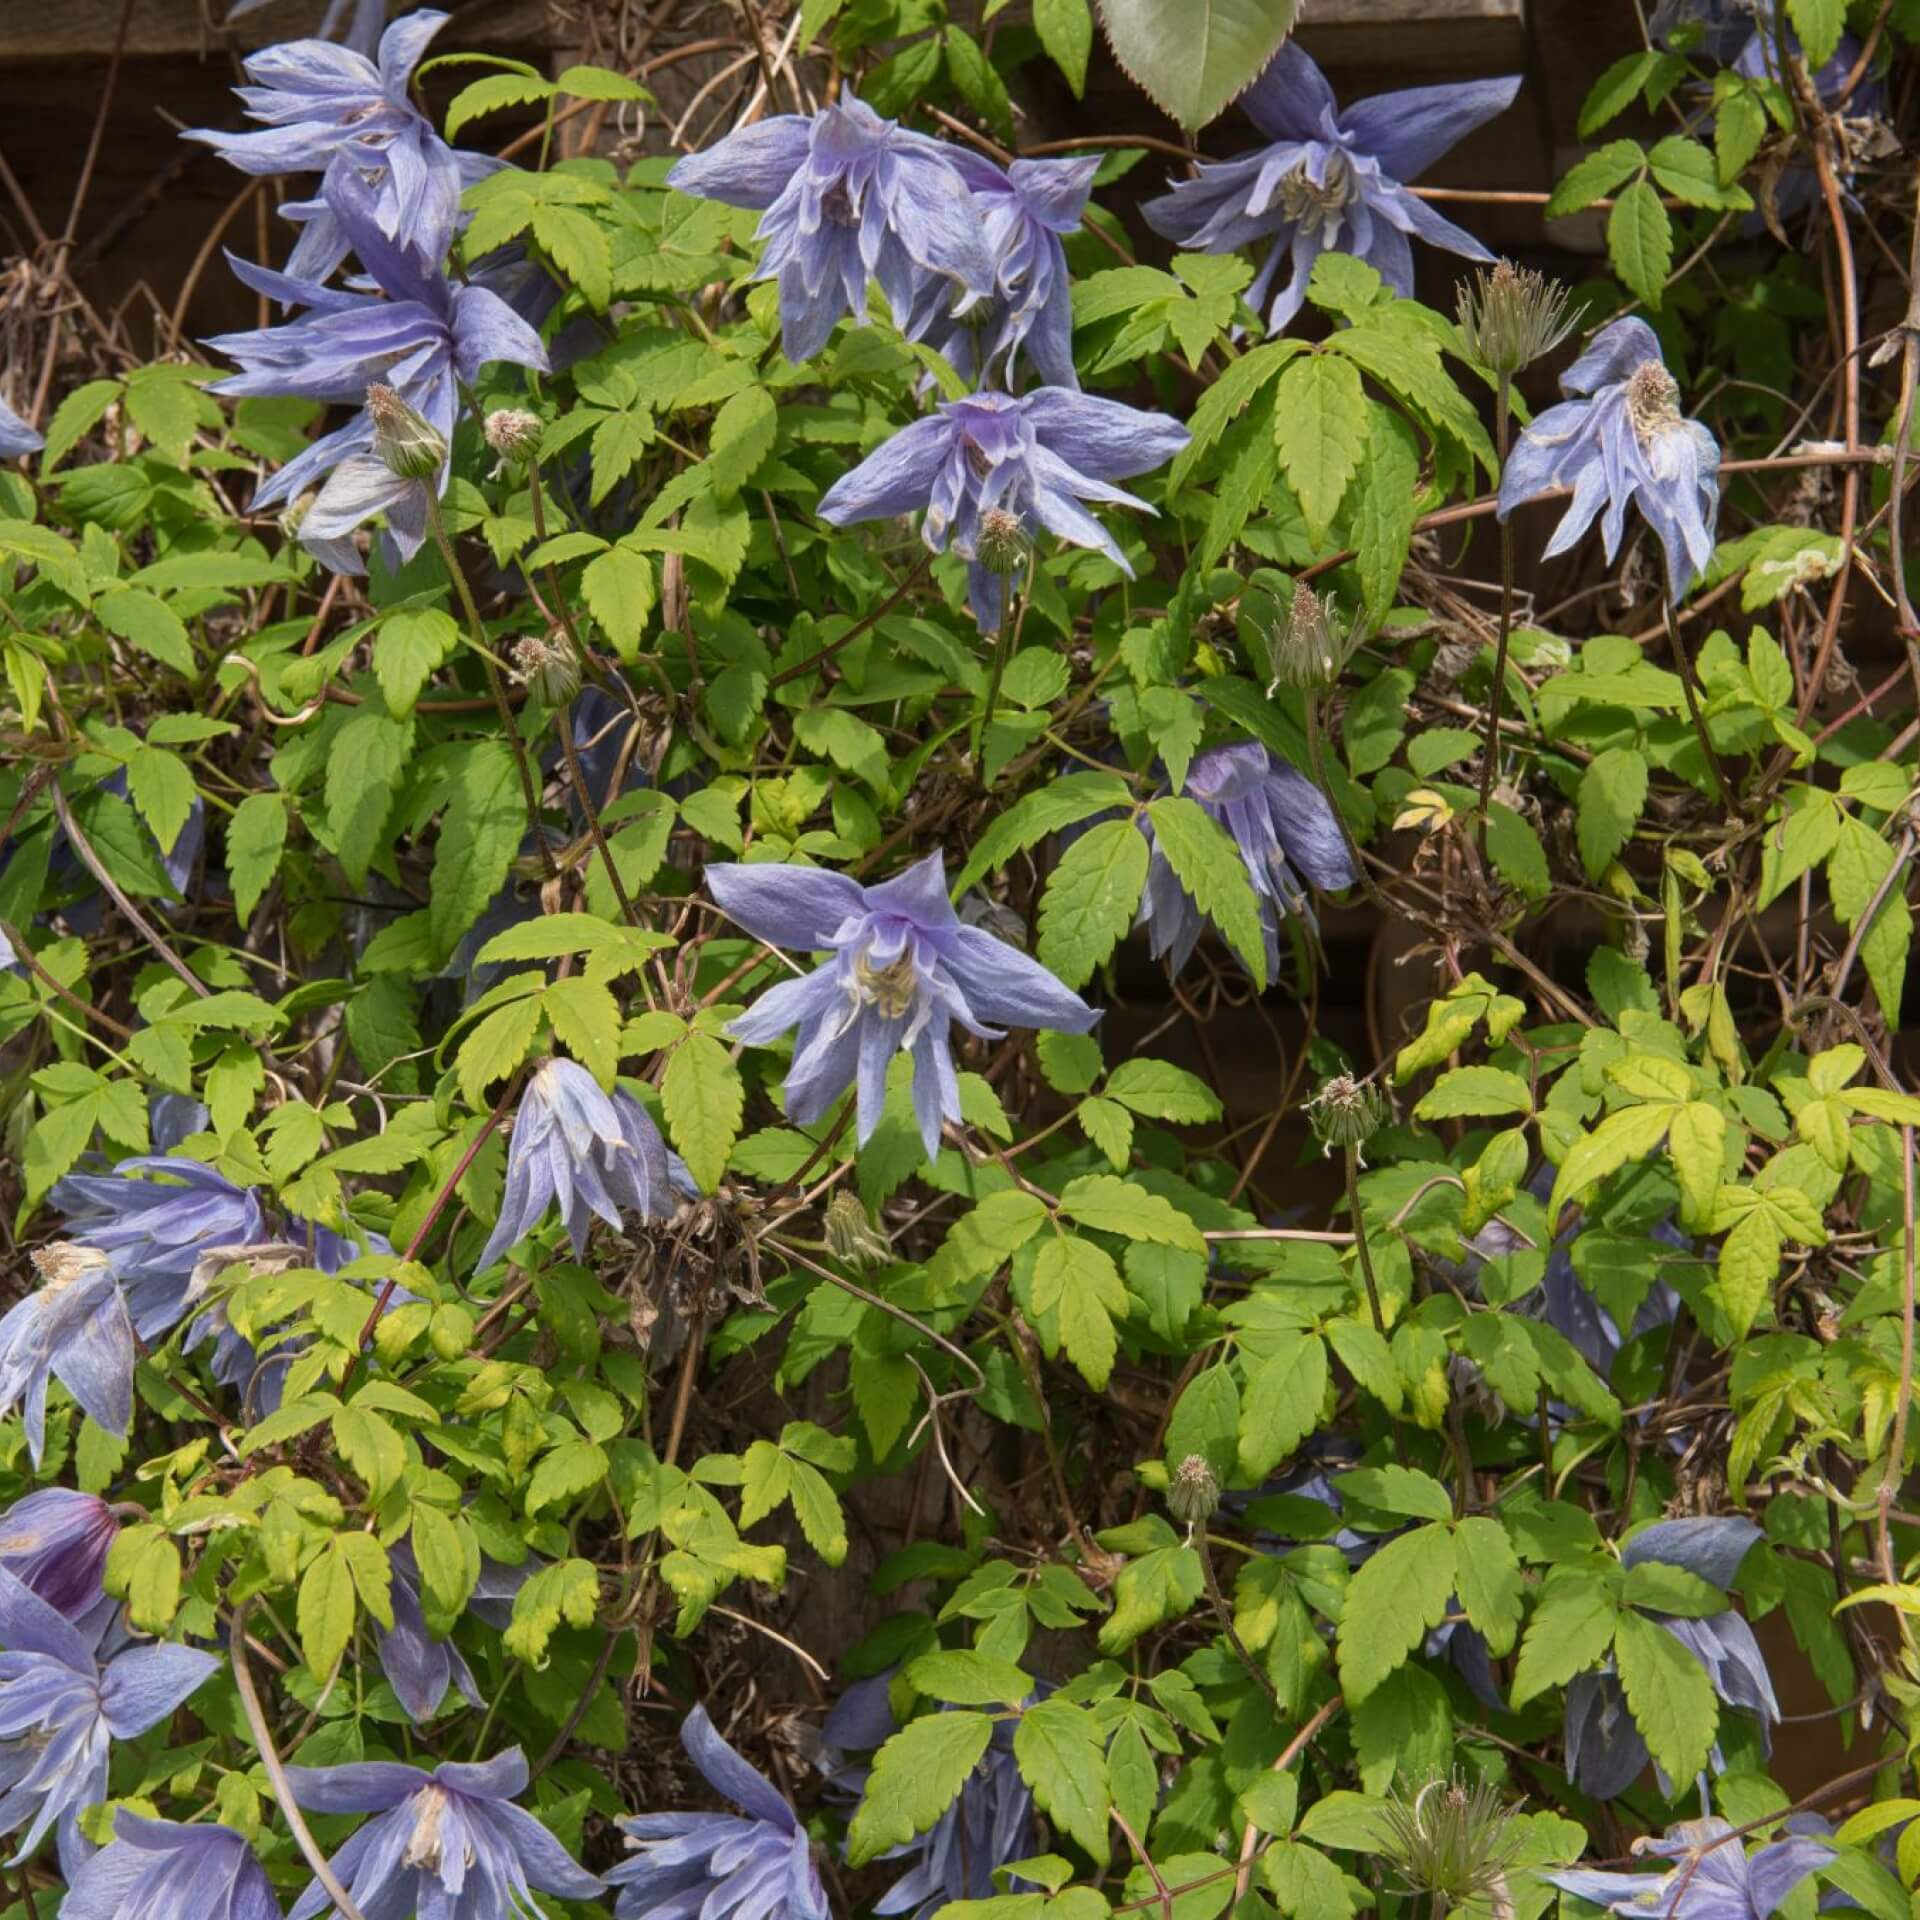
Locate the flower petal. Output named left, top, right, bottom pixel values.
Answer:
left=1338, top=73, right=1522, bottom=182
left=705, top=863, right=867, bottom=951
left=942, top=928, right=1098, bottom=1034
left=682, top=1705, right=796, bottom=1831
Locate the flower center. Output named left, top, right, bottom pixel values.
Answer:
left=822, top=181, right=859, bottom=228
left=1277, top=151, right=1356, bottom=237
left=851, top=947, right=919, bottom=1019
left=405, top=1787, right=455, bottom=1873
left=30, top=1243, right=104, bottom=1297
left=1625, top=359, right=1681, bottom=446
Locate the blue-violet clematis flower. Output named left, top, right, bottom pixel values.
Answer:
left=1497, top=316, right=1721, bottom=600
left=817, top=388, right=1189, bottom=631
left=0, top=1490, right=119, bottom=1632
left=286, top=1747, right=602, bottom=1919
left=1141, top=42, right=1520, bottom=335
left=910, top=153, right=1099, bottom=390
left=377, top=1543, right=483, bottom=1725
left=475, top=1057, right=676, bottom=1273
left=62, top=1810, right=282, bottom=1920
left=707, top=852, right=1099, bottom=1162
left=0, top=1567, right=219, bottom=1873
left=822, top=1675, right=1038, bottom=1919
left=0, top=1247, right=137, bottom=1468
left=1548, top=1816, right=1833, bottom=1920
left=50, top=1157, right=265, bottom=1342
left=0, top=398, right=42, bottom=461
left=668, top=92, right=994, bottom=363
left=204, top=167, right=546, bottom=527
left=1137, top=742, right=1353, bottom=980
left=605, top=1703, right=827, bottom=1920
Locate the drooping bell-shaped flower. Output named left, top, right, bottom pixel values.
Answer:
left=1497, top=317, right=1721, bottom=599
left=707, top=853, right=1099, bottom=1162
left=1142, top=41, right=1520, bottom=335
left=0, top=1489, right=119, bottom=1630
left=60, top=1810, right=283, bottom=1920
left=375, top=1543, right=484, bottom=1725
left=817, top=388, right=1188, bottom=631
left=0, top=1247, right=137, bottom=1468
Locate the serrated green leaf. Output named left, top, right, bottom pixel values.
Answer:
left=1037, top=817, right=1149, bottom=990
left=663, top=1030, right=744, bottom=1192
left=1095, top=0, right=1299, bottom=129
left=1615, top=1607, right=1717, bottom=1781
left=1336, top=1522, right=1456, bottom=1702
left=848, top=1712, right=995, bottom=1865
left=1608, top=178, right=1673, bottom=307
left=1273, top=353, right=1366, bottom=538
left=1146, top=794, right=1269, bottom=988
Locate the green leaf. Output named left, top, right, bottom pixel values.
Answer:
left=1238, top=1332, right=1328, bottom=1479
left=1413, top=1067, right=1533, bottom=1121
left=1165, top=1363, right=1241, bottom=1481
left=1351, top=1661, right=1451, bottom=1795
left=1787, top=0, right=1844, bottom=66
left=1273, top=353, right=1366, bottom=538
left=906, top=1649, right=1035, bottom=1707
left=457, top=982, right=545, bottom=1110
left=1511, top=1570, right=1620, bottom=1706
left=1546, top=139, right=1643, bottom=218
left=375, top=609, right=456, bottom=716
left=1353, top=404, right=1420, bottom=620
left=708, top=386, right=777, bottom=497
left=298, top=1540, right=358, bottom=1678
left=847, top=1711, right=995, bottom=1865
left=1452, top=1516, right=1524, bottom=1657
left=1095, top=0, right=1299, bottom=129
left=1146, top=794, right=1269, bottom=988
left=333, top=1404, right=406, bottom=1501
left=1031, top=1234, right=1128, bottom=1389
left=1336, top=1522, right=1456, bottom=1703
left=952, top=774, right=1134, bottom=895
left=663, top=1031, right=745, bottom=1193
left=1105, top=1059, right=1222, bottom=1124
left=1548, top=1103, right=1675, bottom=1222
left=1615, top=1608, right=1717, bottom=1781
left=1647, top=134, right=1751, bottom=211
left=226, top=791, right=287, bottom=927
left=98, top=587, right=194, bottom=676
left=503, top=1558, right=599, bottom=1664
left=1058, top=1174, right=1206, bottom=1253
left=1013, top=1700, right=1110, bottom=1861
left=326, top=711, right=411, bottom=889
left=527, top=1437, right=609, bottom=1515
left=41, top=378, right=118, bottom=473
left=1035, top=0, right=1094, bottom=94
left=1667, top=1100, right=1727, bottom=1233
left=545, top=975, right=623, bottom=1089
left=1037, top=817, right=1150, bottom=989
left=1580, top=52, right=1662, bottom=137
left=582, top=541, right=657, bottom=661
left=431, top=742, right=525, bottom=960
left=445, top=70, right=555, bottom=139
left=1576, top=746, right=1648, bottom=882
left=106, top=1525, right=182, bottom=1634
left=124, top=746, right=197, bottom=860
left=1607, top=179, right=1673, bottom=308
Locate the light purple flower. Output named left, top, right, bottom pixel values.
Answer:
left=816, top=388, right=1188, bottom=630
left=1497, top=317, right=1721, bottom=600
left=62, top=1811, right=282, bottom=1920
left=1548, top=1817, right=1833, bottom=1920
left=0, top=398, right=42, bottom=461
left=0, top=1248, right=137, bottom=1469
left=606, top=1704, right=827, bottom=1920
left=475, top=1058, right=676, bottom=1273
left=1137, top=742, right=1353, bottom=979
left=296, top=456, right=432, bottom=576
left=204, top=166, right=547, bottom=524
left=0, top=1490, right=119, bottom=1629
left=376, top=1543, right=483, bottom=1725
left=910, top=154, right=1099, bottom=390
left=50, top=1157, right=266, bottom=1341
left=709, top=852, right=1098, bottom=1162
left=0, top=1567, right=218, bottom=1873
left=285, top=1747, right=602, bottom=1920
left=1142, top=42, right=1520, bottom=335
left=668, top=93, right=994, bottom=363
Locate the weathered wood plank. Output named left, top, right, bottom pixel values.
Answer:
left=0, top=0, right=550, bottom=59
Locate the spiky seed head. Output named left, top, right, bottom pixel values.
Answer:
left=1307, top=1073, right=1388, bottom=1155
left=824, top=1191, right=892, bottom=1269
left=1270, top=580, right=1340, bottom=689
left=367, top=382, right=446, bottom=481
left=975, top=506, right=1029, bottom=575
left=1456, top=260, right=1578, bottom=376
left=1168, top=1454, right=1222, bottom=1525
left=484, top=408, right=543, bottom=463
left=512, top=632, right=581, bottom=707
left=1374, top=1773, right=1525, bottom=1908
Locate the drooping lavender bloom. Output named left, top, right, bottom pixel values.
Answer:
left=1142, top=42, right=1520, bottom=335
left=1498, top=317, right=1721, bottom=600
left=62, top=1811, right=282, bottom=1920
left=605, top=1704, right=827, bottom=1920
left=50, top=1157, right=265, bottom=1341
left=0, top=1490, right=119, bottom=1630
left=295, top=440, right=432, bottom=575
left=0, top=1247, right=137, bottom=1468
left=817, top=388, right=1188, bottom=630
left=1548, top=1817, right=1833, bottom=1920
left=707, top=853, right=1099, bottom=1162
left=911, top=154, right=1099, bottom=390
left=0, top=1567, right=219, bottom=1873
left=1564, top=1517, right=1778, bottom=1799
left=204, top=167, right=547, bottom=521
left=185, top=11, right=484, bottom=285
left=0, top=398, right=42, bottom=461
left=668, top=93, right=994, bottom=364
left=822, top=1676, right=1037, bottom=1919
left=475, top=1058, right=676, bottom=1273
left=376, top=1543, right=483, bottom=1725
left=285, top=1747, right=602, bottom=1920
left=1136, top=743, right=1353, bottom=980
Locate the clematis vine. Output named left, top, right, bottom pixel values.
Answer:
left=605, top=1704, right=827, bottom=1920
left=817, top=388, right=1189, bottom=630
left=1142, top=42, right=1520, bottom=335
left=668, top=93, right=994, bottom=364
left=285, top=1748, right=602, bottom=1919
left=1498, top=317, right=1721, bottom=599
left=475, top=1057, right=677, bottom=1273
left=707, top=852, right=1099, bottom=1162
left=61, top=1811, right=283, bottom=1920
left=0, top=1246, right=137, bottom=1468
left=1548, top=1817, right=1833, bottom=1920
left=1137, top=742, right=1354, bottom=979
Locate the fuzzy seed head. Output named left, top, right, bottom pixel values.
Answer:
left=484, top=408, right=543, bottom=463
left=1456, top=260, right=1578, bottom=375
left=367, top=383, right=446, bottom=481
left=975, top=507, right=1028, bottom=575
left=1168, top=1454, right=1221, bottom=1525
left=1307, top=1073, right=1388, bottom=1154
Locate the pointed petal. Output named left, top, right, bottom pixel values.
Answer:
left=97, top=1644, right=220, bottom=1737
left=669, top=118, right=814, bottom=211
left=818, top=416, right=956, bottom=527
left=941, top=928, right=1098, bottom=1033
left=1239, top=43, right=1340, bottom=142
left=706, top=862, right=867, bottom=951
left=1338, top=73, right=1522, bottom=181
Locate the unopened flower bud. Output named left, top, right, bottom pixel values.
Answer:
left=512, top=633, right=581, bottom=706
left=975, top=507, right=1028, bottom=575
left=367, top=382, right=446, bottom=481
left=1269, top=580, right=1339, bottom=689
left=824, top=1191, right=891, bottom=1269
left=1456, top=259, right=1577, bottom=377
left=1168, top=1453, right=1221, bottom=1525
left=1308, top=1073, right=1388, bottom=1157
left=484, top=408, right=543, bottom=464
